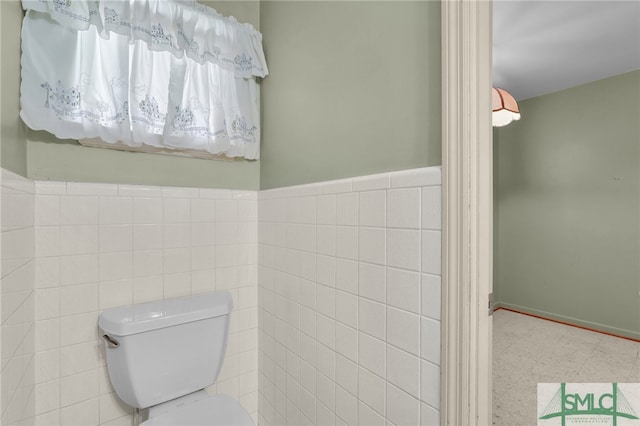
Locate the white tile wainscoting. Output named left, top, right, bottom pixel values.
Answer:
left=31, top=180, right=258, bottom=426
left=257, top=167, right=442, bottom=426
left=1, top=166, right=442, bottom=426
left=1, top=169, right=36, bottom=426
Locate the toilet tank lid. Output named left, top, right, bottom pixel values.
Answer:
left=99, top=292, right=233, bottom=337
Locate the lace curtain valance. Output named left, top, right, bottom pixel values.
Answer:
left=20, top=0, right=268, bottom=159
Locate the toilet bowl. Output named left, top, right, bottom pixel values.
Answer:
left=142, top=391, right=252, bottom=426
left=98, top=292, right=253, bottom=425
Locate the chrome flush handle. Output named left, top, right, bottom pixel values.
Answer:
left=102, top=334, right=120, bottom=349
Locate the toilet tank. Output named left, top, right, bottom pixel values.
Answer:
left=98, top=292, right=233, bottom=409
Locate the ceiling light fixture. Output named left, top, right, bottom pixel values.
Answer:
left=492, top=87, right=520, bottom=127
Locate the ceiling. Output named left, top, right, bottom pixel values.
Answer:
left=493, top=0, right=640, bottom=101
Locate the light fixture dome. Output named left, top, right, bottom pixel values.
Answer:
left=492, top=87, right=520, bottom=127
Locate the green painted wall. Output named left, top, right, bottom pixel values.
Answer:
left=259, top=1, right=441, bottom=189
left=495, top=70, right=640, bottom=338
left=14, top=1, right=262, bottom=189
left=6, top=1, right=441, bottom=189
left=26, top=130, right=260, bottom=189
left=1, top=1, right=28, bottom=176
left=493, top=131, right=500, bottom=306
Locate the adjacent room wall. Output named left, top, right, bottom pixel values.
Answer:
left=258, top=167, right=442, bottom=426
left=259, top=1, right=441, bottom=190
left=494, top=70, right=640, bottom=338
left=10, top=1, right=262, bottom=190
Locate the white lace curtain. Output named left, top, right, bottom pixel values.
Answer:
left=20, top=0, right=268, bottom=159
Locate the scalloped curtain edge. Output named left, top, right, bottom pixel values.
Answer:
left=22, top=0, right=268, bottom=78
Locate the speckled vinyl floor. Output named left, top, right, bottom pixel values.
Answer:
left=492, top=309, right=640, bottom=426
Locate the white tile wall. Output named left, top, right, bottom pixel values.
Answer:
left=258, top=167, right=442, bottom=426
left=2, top=166, right=442, bottom=426
left=31, top=181, right=258, bottom=426
left=1, top=169, right=36, bottom=426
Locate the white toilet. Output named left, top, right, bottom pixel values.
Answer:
left=98, top=291, right=253, bottom=426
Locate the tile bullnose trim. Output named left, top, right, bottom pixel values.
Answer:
left=322, top=179, right=353, bottom=195
left=352, top=173, right=391, bottom=192
left=259, top=166, right=442, bottom=200
left=391, top=166, right=442, bottom=188
left=117, top=184, right=163, bottom=198
left=161, top=186, right=200, bottom=198
left=66, top=182, right=119, bottom=196
left=199, top=188, right=234, bottom=200
left=31, top=179, right=255, bottom=200
left=34, top=180, right=67, bottom=195
left=233, top=190, right=259, bottom=200
left=1, top=169, right=36, bottom=194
